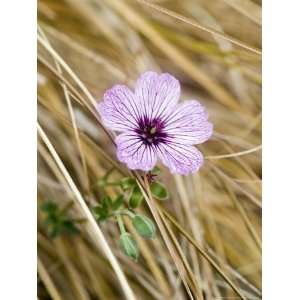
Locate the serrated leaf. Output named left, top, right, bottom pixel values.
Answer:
left=150, top=182, right=169, bottom=200
left=129, top=186, right=144, bottom=208
left=119, top=233, right=139, bottom=260
left=132, top=214, right=156, bottom=239
left=111, top=195, right=124, bottom=211
left=121, top=177, right=137, bottom=190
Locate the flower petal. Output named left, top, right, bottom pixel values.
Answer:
left=157, top=143, right=203, bottom=175
left=116, top=133, right=157, bottom=171
left=135, top=71, right=180, bottom=121
left=97, top=85, right=141, bottom=132
left=164, top=100, right=213, bottom=145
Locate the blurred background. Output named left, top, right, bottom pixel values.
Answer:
left=37, top=0, right=261, bottom=299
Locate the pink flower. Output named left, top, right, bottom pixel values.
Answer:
left=97, top=72, right=213, bottom=175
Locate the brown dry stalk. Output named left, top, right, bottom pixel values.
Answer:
left=37, top=123, right=136, bottom=300
left=159, top=207, right=248, bottom=300
left=101, top=0, right=241, bottom=110
left=38, top=25, right=90, bottom=192
left=37, top=256, right=63, bottom=300
left=135, top=0, right=262, bottom=55
left=135, top=172, right=195, bottom=299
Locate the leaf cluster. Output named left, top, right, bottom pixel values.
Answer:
left=41, top=200, right=80, bottom=238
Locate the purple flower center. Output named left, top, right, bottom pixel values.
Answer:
left=135, top=116, right=168, bottom=146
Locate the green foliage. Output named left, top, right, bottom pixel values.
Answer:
left=121, top=177, right=137, bottom=190
left=93, top=172, right=170, bottom=260
left=111, top=195, right=125, bottom=211
left=132, top=214, right=156, bottom=239
left=41, top=200, right=58, bottom=214
left=119, top=233, right=139, bottom=261
left=47, top=220, right=80, bottom=238
left=129, top=186, right=144, bottom=208
left=41, top=200, right=80, bottom=238
left=92, top=205, right=109, bottom=221
left=150, top=181, right=169, bottom=200
left=93, top=195, right=124, bottom=221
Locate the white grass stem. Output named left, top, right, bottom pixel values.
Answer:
left=37, top=34, right=97, bottom=108
left=206, top=144, right=262, bottom=160
left=37, top=123, right=136, bottom=300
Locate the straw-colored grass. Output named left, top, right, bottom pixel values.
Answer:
left=38, top=0, right=261, bottom=299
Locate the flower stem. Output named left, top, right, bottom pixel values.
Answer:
left=116, top=214, right=126, bottom=234
left=121, top=209, right=135, bottom=219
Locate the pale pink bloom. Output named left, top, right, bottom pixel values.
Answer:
left=97, top=72, right=213, bottom=175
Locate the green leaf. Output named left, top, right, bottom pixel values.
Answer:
left=129, top=186, right=144, bottom=208
left=41, top=201, right=58, bottom=214
left=61, top=220, right=80, bottom=235
left=150, top=182, right=169, bottom=200
left=132, top=214, right=156, bottom=239
left=44, top=214, right=59, bottom=225
left=111, top=195, right=124, bottom=211
left=101, top=196, right=112, bottom=208
left=48, top=224, right=61, bottom=238
left=48, top=220, right=80, bottom=238
left=119, top=233, right=139, bottom=260
left=92, top=206, right=109, bottom=221
left=121, top=177, right=137, bottom=190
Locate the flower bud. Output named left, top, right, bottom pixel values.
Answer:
left=119, top=233, right=139, bottom=260
left=150, top=182, right=169, bottom=200
left=133, top=214, right=156, bottom=239
left=129, top=186, right=144, bottom=208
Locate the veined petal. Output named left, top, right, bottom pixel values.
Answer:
left=164, top=100, right=213, bottom=145
left=116, top=133, right=157, bottom=171
left=157, top=143, right=203, bottom=175
left=135, top=71, right=180, bottom=121
left=97, top=85, right=141, bottom=132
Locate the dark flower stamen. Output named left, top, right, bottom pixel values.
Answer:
left=135, top=116, right=168, bottom=146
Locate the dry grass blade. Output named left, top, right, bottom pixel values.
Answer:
left=102, top=0, right=241, bottom=110
left=37, top=34, right=97, bottom=109
left=223, top=0, right=261, bottom=25
left=134, top=173, right=195, bottom=299
left=38, top=25, right=90, bottom=191
left=161, top=212, right=205, bottom=300
left=37, top=123, right=136, bottom=300
left=206, top=144, right=262, bottom=160
left=160, top=208, right=247, bottom=300
left=225, top=183, right=262, bottom=251
left=38, top=256, right=63, bottom=300
left=135, top=0, right=261, bottom=55
left=38, top=0, right=261, bottom=298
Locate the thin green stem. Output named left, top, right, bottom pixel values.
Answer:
left=121, top=210, right=136, bottom=219
left=116, top=214, right=126, bottom=234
